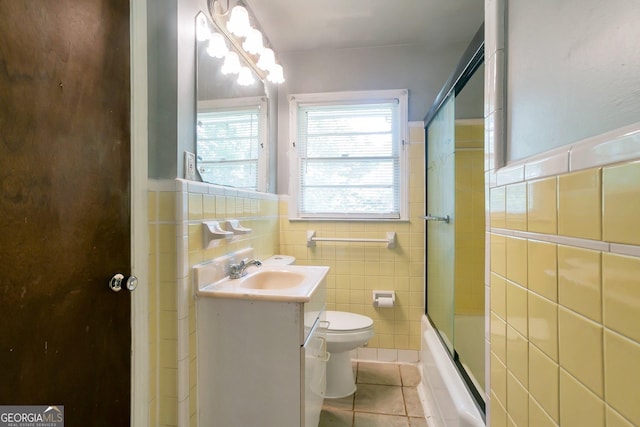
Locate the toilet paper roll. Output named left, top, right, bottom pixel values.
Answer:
left=376, top=296, right=394, bottom=308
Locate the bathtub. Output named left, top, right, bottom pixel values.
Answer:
left=417, top=315, right=485, bottom=427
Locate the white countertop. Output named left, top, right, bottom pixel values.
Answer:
left=196, top=264, right=330, bottom=303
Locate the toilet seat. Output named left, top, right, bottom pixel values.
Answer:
left=325, top=311, right=373, bottom=332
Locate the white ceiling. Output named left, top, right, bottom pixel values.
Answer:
left=244, top=0, right=484, bottom=53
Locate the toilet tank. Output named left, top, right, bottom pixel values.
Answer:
left=261, top=255, right=296, bottom=266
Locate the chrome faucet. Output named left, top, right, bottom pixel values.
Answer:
left=229, top=258, right=262, bottom=279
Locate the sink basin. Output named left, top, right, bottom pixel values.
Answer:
left=238, top=270, right=306, bottom=290
left=196, top=264, right=330, bottom=302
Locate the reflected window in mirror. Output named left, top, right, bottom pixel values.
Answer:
left=197, top=97, right=268, bottom=190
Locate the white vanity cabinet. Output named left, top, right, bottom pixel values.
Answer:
left=196, top=269, right=328, bottom=427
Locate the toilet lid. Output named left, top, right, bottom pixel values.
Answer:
left=325, top=311, right=373, bottom=331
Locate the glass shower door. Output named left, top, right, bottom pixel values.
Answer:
left=423, top=26, right=485, bottom=412
left=425, top=93, right=456, bottom=353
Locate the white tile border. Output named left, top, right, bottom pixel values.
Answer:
left=488, top=227, right=640, bottom=256
left=355, top=347, right=378, bottom=361
left=177, top=397, right=190, bottom=427
left=149, top=178, right=280, bottom=201
left=398, top=349, right=421, bottom=364
left=177, top=191, right=188, bottom=222
left=354, top=347, right=421, bottom=364
left=610, top=243, right=640, bottom=258
left=495, top=163, right=524, bottom=186
left=186, top=180, right=209, bottom=195
left=523, top=145, right=571, bottom=181
left=378, top=348, right=401, bottom=362
left=485, top=0, right=505, bottom=53
left=487, top=122, right=640, bottom=256
left=489, top=227, right=515, bottom=237
left=148, top=178, right=177, bottom=191
left=485, top=50, right=505, bottom=118
left=510, top=230, right=546, bottom=240
left=569, top=122, right=640, bottom=171
left=551, top=234, right=610, bottom=252
left=491, top=122, right=640, bottom=189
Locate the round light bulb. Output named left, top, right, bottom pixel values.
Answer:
left=237, top=66, right=255, bottom=86
left=256, top=48, right=275, bottom=71
left=267, top=63, right=285, bottom=84
left=207, top=33, right=228, bottom=58
left=221, top=51, right=241, bottom=75
left=242, top=28, right=264, bottom=55
left=226, top=6, right=250, bottom=38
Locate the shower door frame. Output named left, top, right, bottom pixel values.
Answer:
left=423, top=23, right=486, bottom=416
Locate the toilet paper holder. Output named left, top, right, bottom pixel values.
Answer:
left=372, top=290, right=395, bottom=307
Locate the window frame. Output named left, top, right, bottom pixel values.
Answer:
left=196, top=96, right=269, bottom=192
left=288, top=89, right=409, bottom=220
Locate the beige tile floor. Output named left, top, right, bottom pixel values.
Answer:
left=319, top=362, right=430, bottom=427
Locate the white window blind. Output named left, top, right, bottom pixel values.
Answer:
left=295, top=98, right=405, bottom=219
left=197, top=107, right=261, bottom=190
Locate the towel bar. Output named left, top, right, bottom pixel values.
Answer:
left=306, top=230, right=396, bottom=249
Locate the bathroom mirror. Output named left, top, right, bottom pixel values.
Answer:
left=195, top=11, right=269, bottom=191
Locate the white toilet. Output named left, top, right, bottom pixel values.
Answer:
left=261, top=254, right=297, bottom=266
left=262, top=255, right=375, bottom=399
left=324, top=310, right=374, bottom=398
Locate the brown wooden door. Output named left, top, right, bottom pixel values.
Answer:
left=0, top=1, right=132, bottom=426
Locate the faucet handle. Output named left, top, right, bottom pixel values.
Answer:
left=229, top=259, right=250, bottom=279
left=229, top=262, right=242, bottom=275
left=230, top=259, right=247, bottom=270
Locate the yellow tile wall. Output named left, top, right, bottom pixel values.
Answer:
left=489, top=161, right=640, bottom=427
left=603, top=162, right=640, bottom=245
left=149, top=181, right=280, bottom=427
left=149, top=188, right=179, bottom=427
left=454, top=124, right=485, bottom=315
left=147, top=191, right=158, bottom=427
left=557, top=169, right=601, bottom=240
left=279, top=139, right=426, bottom=350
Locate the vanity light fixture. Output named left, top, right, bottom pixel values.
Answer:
left=204, top=0, right=285, bottom=85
